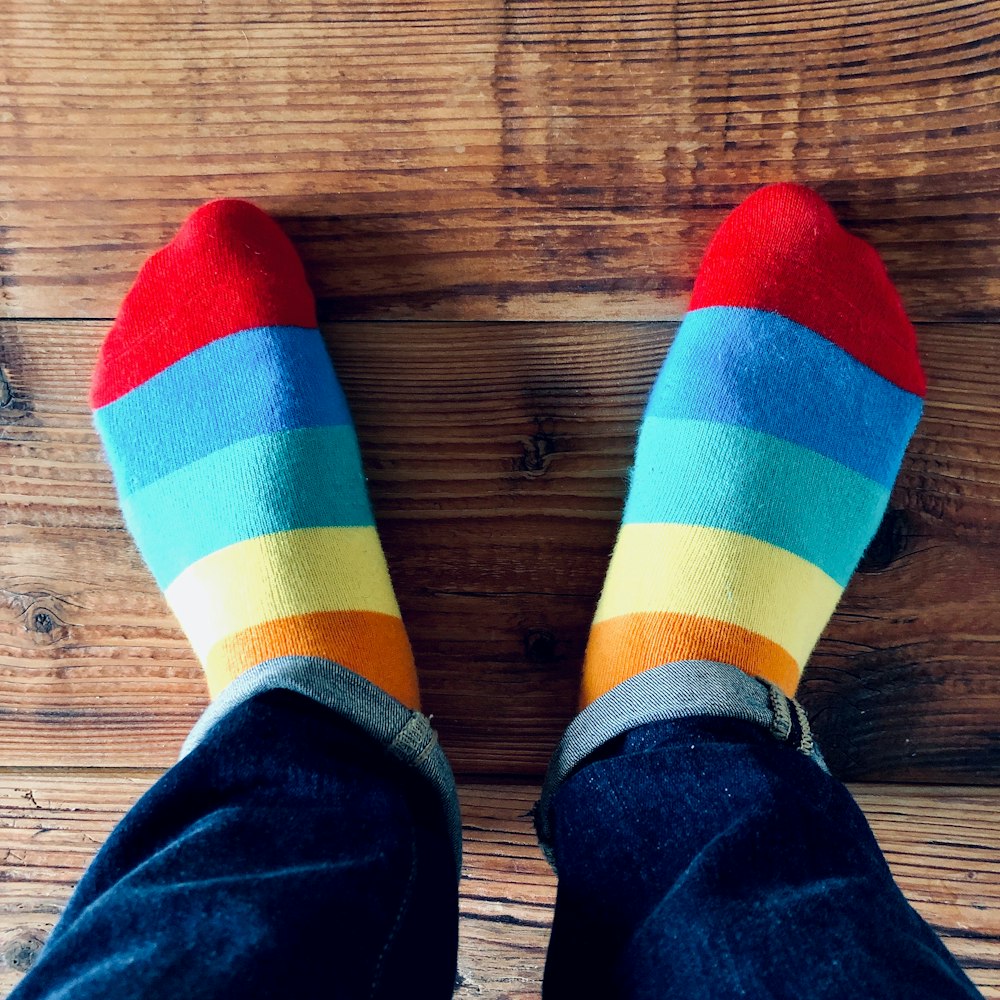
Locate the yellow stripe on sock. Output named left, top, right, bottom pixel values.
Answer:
left=593, top=522, right=843, bottom=667
left=164, top=526, right=402, bottom=661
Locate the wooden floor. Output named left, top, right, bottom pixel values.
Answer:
left=1, top=0, right=999, bottom=995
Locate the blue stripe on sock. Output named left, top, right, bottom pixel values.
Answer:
left=623, top=417, right=890, bottom=586
left=121, top=425, right=374, bottom=589
left=94, top=326, right=351, bottom=495
left=645, top=307, right=923, bottom=489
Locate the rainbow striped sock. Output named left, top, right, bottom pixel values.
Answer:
left=581, top=183, right=926, bottom=707
left=91, top=199, right=419, bottom=709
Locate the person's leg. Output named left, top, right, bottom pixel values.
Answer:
left=12, top=201, right=459, bottom=998
left=11, top=684, right=458, bottom=1000
left=541, top=666, right=981, bottom=1000
left=538, top=184, right=982, bottom=999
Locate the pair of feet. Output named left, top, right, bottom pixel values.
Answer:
left=91, top=185, right=924, bottom=715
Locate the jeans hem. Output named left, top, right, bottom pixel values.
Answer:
left=179, top=655, right=462, bottom=877
left=536, top=659, right=827, bottom=864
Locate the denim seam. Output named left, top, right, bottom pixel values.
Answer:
left=178, top=655, right=462, bottom=877
left=792, top=697, right=815, bottom=756
left=369, top=835, right=419, bottom=1000
left=390, top=715, right=436, bottom=765
left=767, top=681, right=793, bottom=742
left=764, top=677, right=817, bottom=759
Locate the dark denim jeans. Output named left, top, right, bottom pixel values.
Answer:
left=10, top=661, right=982, bottom=1000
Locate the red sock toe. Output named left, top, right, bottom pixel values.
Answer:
left=91, top=199, right=317, bottom=408
left=689, top=183, right=925, bottom=396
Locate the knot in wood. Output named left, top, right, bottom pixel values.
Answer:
left=858, top=507, right=910, bottom=573
left=515, top=425, right=557, bottom=476
left=524, top=627, right=560, bottom=665
left=32, top=610, right=54, bottom=634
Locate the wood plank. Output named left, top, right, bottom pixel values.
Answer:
left=0, top=776, right=997, bottom=997
left=2, top=0, right=998, bottom=321
left=2, top=319, right=999, bottom=778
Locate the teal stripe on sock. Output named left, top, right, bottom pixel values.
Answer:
left=122, top=425, right=374, bottom=589
left=622, top=417, right=890, bottom=586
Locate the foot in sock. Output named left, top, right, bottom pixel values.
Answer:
left=91, top=200, right=419, bottom=709
left=582, top=183, right=925, bottom=707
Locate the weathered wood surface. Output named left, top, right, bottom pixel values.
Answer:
left=2, top=1, right=999, bottom=322
left=0, top=777, right=997, bottom=998
left=2, top=0, right=998, bottom=989
left=2, top=319, right=999, bottom=779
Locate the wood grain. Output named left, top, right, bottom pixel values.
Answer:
left=1, top=0, right=998, bottom=321
left=0, top=776, right=997, bottom=998
left=1, top=319, right=998, bottom=779
left=2, top=0, right=998, bottom=989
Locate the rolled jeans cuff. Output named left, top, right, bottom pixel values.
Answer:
left=179, top=655, right=462, bottom=876
left=536, top=659, right=828, bottom=861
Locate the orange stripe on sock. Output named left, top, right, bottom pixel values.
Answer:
left=582, top=611, right=800, bottom=708
left=204, top=610, right=419, bottom=710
